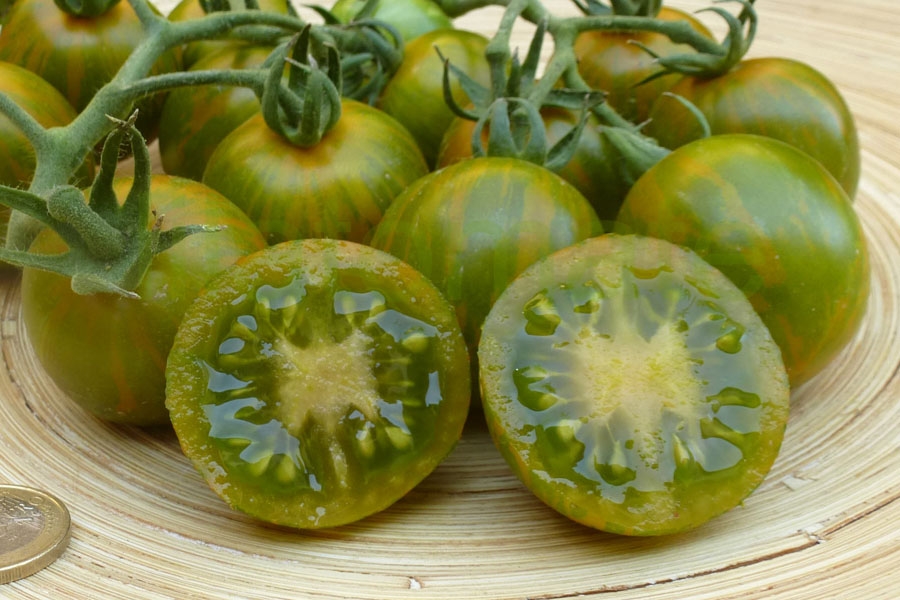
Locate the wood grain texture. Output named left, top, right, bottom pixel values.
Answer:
left=2, top=1, right=899, bottom=598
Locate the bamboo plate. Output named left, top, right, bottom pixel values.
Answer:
left=1, top=0, right=898, bottom=598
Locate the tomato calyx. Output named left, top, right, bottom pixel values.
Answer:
left=258, top=27, right=343, bottom=147
left=627, top=0, right=757, bottom=80
left=320, top=16, right=405, bottom=103
left=311, top=0, right=403, bottom=45
left=573, top=0, right=663, bottom=18
left=52, top=0, right=120, bottom=18
left=0, top=113, right=218, bottom=297
left=257, top=18, right=402, bottom=144
left=440, top=1, right=605, bottom=169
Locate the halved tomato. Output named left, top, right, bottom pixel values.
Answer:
left=166, top=239, right=471, bottom=528
left=479, top=233, right=791, bottom=535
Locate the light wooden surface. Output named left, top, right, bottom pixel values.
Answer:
left=2, top=1, right=899, bottom=598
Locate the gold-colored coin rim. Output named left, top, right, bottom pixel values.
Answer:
left=0, top=484, right=71, bottom=585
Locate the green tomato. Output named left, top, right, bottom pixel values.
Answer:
left=377, top=28, right=491, bottom=167
left=202, top=99, right=429, bottom=245
left=437, top=107, right=632, bottom=224
left=159, top=43, right=274, bottom=181
left=166, top=239, right=471, bottom=528
left=573, top=6, right=714, bottom=123
left=0, top=0, right=182, bottom=143
left=369, top=156, right=602, bottom=392
left=479, top=233, right=791, bottom=535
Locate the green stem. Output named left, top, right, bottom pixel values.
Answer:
left=0, top=92, right=51, bottom=154
left=528, top=13, right=634, bottom=129
left=126, top=0, right=162, bottom=27
left=571, top=14, right=723, bottom=55
left=7, top=0, right=307, bottom=252
left=47, top=186, right=126, bottom=260
left=26, top=3, right=305, bottom=192
left=165, top=8, right=307, bottom=45
left=484, top=0, right=527, bottom=99
left=121, top=68, right=268, bottom=100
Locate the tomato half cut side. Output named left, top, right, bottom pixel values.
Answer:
left=166, top=239, right=471, bottom=529
left=478, top=234, right=791, bottom=536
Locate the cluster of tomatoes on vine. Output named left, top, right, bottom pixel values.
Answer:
left=0, top=0, right=868, bottom=535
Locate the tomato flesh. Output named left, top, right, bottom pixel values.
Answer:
left=479, top=234, right=790, bottom=535
left=166, top=239, right=471, bottom=528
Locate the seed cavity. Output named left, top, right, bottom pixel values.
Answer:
left=513, top=365, right=560, bottom=412
left=628, top=265, right=674, bottom=280
left=523, top=291, right=561, bottom=336
left=571, top=280, right=604, bottom=314
left=203, top=397, right=305, bottom=484
left=708, top=387, right=761, bottom=411
left=715, top=321, right=745, bottom=354
left=218, top=337, right=245, bottom=355
left=201, top=275, right=448, bottom=496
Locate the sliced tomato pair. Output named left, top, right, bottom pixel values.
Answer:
left=168, top=234, right=790, bottom=535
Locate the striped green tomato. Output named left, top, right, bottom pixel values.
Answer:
left=646, top=57, right=860, bottom=198
left=0, top=0, right=182, bottom=142
left=377, top=28, right=491, bottom=167
left=21, top=176, right=266, bottom=426
left=202, top=99, right=429, bottom=245
left=159, top=43, right=274, bottom=182
left=437, top=107, right=631, bottom=225
left=368, top=156, right=603, bottom=370
left=615, top=134, right=869, bottom=386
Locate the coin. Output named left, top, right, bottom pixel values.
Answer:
left=0, top=485, right=71, bottom=584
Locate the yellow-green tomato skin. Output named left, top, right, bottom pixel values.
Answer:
left=377, top=29, right=491, bottom=167
left=646, top=57, right=860, bottom=199
left=573, top=6, right=714, bottom=123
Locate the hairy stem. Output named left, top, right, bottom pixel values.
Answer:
left=122, top=68, right=268, bottom=99
left=0, top=92, right=51, bottom=155
left=571, top=13, right=723, bottom=55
